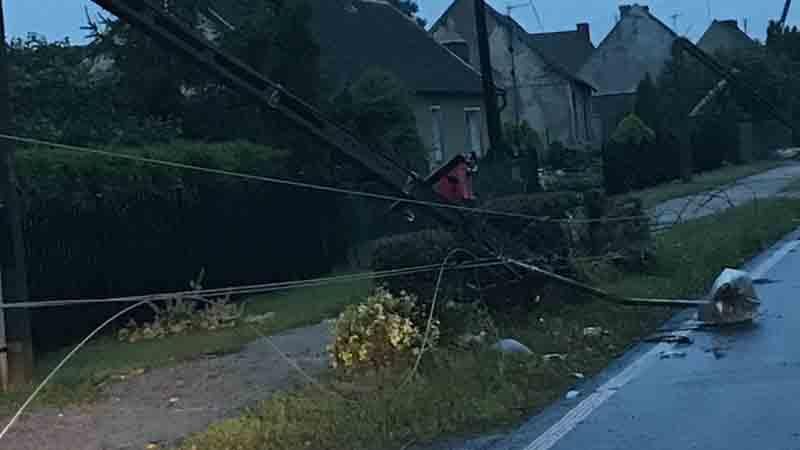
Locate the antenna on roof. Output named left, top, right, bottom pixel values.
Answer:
left=670, top=12, right=682, bottom=30
left=528, top=0, right=544, bottom=31
left=505, top=1, right=543, bottom=31
left=744, top=17, right=749, bottom=34
left=706, top=0, right=712, bottom=22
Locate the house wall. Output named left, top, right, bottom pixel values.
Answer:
left=431, top=0, right=595, bottom=156
left=411, top=93, right=489, bottom=169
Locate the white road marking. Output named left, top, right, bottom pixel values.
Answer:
left=750, top=240, right=800, bottom=280
left=523, top=236, right=800, bottom=450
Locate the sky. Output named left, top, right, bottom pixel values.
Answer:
left=5, top=0, right=800, bottom=45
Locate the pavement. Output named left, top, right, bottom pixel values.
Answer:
left=434, top=227, right=800, bottom=450
left=649, top=162, right=800, bottom=228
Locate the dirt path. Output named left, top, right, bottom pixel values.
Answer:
left=0, top=322, right=331, bottom=450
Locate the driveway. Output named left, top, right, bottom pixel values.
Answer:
left=649, top=163, right=800, bottom=228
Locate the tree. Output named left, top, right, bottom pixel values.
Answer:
left=333, top=68, right=427, bottom=174
left=83, top=0, right=321, bottom=144
left=634, top=73, right=660, bottom=131
left=387, top=0, right=426, bottom=27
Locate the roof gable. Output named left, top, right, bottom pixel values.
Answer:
left=431, top=0, right=595, bottom=89
left=578, top=4, right=679, bottom=95
left=203, top=0, right=485, bottom=96
left=697, top=20, right=758, bottom=55
left=526, top=29, right=595, bottom=76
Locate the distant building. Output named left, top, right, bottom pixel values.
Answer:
left=697, top=19, right=759, bottom=55
left=431, top=0, right=597, bottom=158
left=578, top=4, right=679, bottom=142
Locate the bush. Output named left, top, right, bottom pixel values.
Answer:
left=116, top=296, right=244, bottom=343
left=328, top=287, right=439, bottom=373
left=603, top=114, right=680, bottom=194
left=504, top=121, right=542, bottom=192
left=16, top=141, right=350, bottom=350
left=368, top=230, right=481, bottom=299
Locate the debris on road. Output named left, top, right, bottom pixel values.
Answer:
left=565, top=390, right=581, bottom=400
left=643, top=334, right=693, bottom=346
left=658, top=351, right=687, bottom=360
left=542, top=353, right=568, bottom=362
left=698, top=268, right=761, bottom=326
left=492, top=339, right=533, bottom=355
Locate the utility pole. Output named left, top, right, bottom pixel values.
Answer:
left=506, top=3, right=527, bottom=125
left=474, top=0, right=506, bottom=160
left=0, top=0, right=34, bottom=388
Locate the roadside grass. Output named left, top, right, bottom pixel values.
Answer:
left=628, top=161, right=783, bottom=209
left=780, top=176, right=800, bottom=194
left=179, top=197, right=800, bottom=450
left=0, top=280, right=371, bottom=415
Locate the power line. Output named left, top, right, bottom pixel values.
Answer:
left=0, top=133, right=651, bottom=225
left=0, top=258, right=508, bottom=310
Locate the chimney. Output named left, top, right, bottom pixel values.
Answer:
left=577, top=22, right=590, bottom=41
left=442, top=39, right=471, bottom=65
left=619, top=4, right=649, bottom=18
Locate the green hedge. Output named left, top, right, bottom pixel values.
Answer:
left=603, top=115, right=681, bottom=195
left=15, top=141, right=351, bottom=348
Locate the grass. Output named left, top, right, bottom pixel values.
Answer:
left=628, top=160, right=783, bottom=209
left=0, top=279, right=371, bottom=415
left=178, top=197, right=800, bottom=450
left=780, top=176, right=800, bottom=194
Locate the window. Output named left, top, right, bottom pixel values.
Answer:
left=465, top=107, right=483, bottom=157
left=430, top=106, right=445, bottom=165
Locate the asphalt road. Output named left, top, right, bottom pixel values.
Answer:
left=650, top=163, right=800, bottom=228
left=437, top=228, right=800, bottom=450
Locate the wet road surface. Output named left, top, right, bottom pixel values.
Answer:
left=442, top=229, right=800, bottom=450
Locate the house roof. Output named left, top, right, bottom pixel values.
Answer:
left=311, top=0, right=486, bottom=95
left=430, top=0, right=595, bottom=90
left=697, top=20, right=758, bottom=55
left=526, top=30, right=595, bottom=76
left=578, top=4, right=679, bottom=96
left=200, top=0, right=486, bottom=96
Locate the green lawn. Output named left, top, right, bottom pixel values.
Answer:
left=179, top=198, right=800, bottom=450
left=629, top=161, right=784, bottom=209
left=0, top=279, right=371, bottom=414
left=780, top=176, right=800, bottom=194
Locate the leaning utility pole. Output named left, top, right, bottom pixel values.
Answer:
left=0, top=0, right=34, bottom=388
left=474, top=0, right=506, bottom=159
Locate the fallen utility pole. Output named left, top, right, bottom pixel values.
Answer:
left=64, top=0, right=750, bottom=331
left=0, top=0, right=34, bottom=388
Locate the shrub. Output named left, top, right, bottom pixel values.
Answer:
left=328, top=287, right=439, bottom=373
left=603, top=114, right=681, bottom=194
left=17, top=141, right=351, bottom=350
left=611, top=114, right=656, bottom=145
left=116, top=296, right=244, bottom=343
left=504, top=121, right=542, bottom=192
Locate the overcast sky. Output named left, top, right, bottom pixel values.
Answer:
left=5, top=0, right=800, bottom=45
